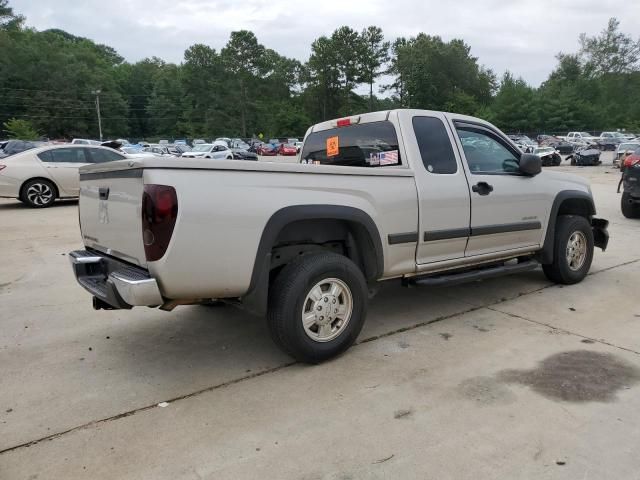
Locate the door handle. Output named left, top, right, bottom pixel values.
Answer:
left=472, top=182, right=493, bottom=196
left=99, top=187, right=110, bottom=200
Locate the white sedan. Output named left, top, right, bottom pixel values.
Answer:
left=0, top=144, right=126, bottom=207
left=181, top=143, right=234, bottom=159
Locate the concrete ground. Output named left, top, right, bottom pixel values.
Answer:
left=1, top=152, right=639, bottom=479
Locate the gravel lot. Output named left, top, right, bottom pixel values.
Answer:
left=2, top=152, right=640, bottom=479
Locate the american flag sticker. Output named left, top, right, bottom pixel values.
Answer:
left=379, top=150, right=399, bottom=165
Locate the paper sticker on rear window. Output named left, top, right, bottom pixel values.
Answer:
left=326, top=136, right=339, bottom=157
left=378, top=150, right=399, bottom=166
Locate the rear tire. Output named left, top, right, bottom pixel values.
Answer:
left=621, top=192, right=640, bottom=218
left=21, top=179, right=56, bottom=208
left=267, top=252, right=368, bottom=364
left=542, top=215, right=594, bottom=284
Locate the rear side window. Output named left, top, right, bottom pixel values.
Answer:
left=37, top=150, right=52, bottom=162
left=301, top=121, right=401, bottom=167
left=412, top=117, right=457, bottom=174
left=87, top=148, right=125, bottom=163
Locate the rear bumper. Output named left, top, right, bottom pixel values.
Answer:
left=69, top=249, right=163, bottom=309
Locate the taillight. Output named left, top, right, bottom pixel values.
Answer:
left=141, top=184, right=178, bottom=261
left=623, top=156, right=640, bottom=168
left=337, top=118, right=351, bottom=127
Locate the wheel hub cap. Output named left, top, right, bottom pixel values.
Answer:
left=566, top=231, right=587, bottom=271
left=26, top=183, right=53, bottom=206
left=302, top=278, right=353, bottom=342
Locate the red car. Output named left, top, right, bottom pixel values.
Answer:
left=257, top=144, right=277, bottom=156
left=277, top=143, right=297, bottom=156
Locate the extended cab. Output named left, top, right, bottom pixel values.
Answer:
left=69, top=110, right=609, bottom=363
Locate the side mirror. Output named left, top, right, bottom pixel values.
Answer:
left=519, top=153, right=542, bottom=176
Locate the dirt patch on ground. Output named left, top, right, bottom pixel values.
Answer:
left=498, top=350, right=640, bottom=403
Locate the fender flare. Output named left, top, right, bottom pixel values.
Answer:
left=539, top=190, right=596, bottom=264
left=241, top=205, right=384, bottom=316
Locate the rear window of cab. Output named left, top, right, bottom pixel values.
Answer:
left=300, top=121, right=401, bottom=167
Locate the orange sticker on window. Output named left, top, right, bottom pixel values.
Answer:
left=326, top=136, right=339, bottom=157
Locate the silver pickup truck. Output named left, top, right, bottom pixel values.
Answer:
left=70, top=109, right=609, bottom=363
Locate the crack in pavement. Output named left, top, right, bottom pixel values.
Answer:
left=487, top=307, right=640, bottom=356
left=1, top=257, right=638, bottom=456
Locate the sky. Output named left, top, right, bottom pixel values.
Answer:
left=11, top=0, right=640, bottom=87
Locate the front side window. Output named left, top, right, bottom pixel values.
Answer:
left=87, top=148, right=125, bottom=163
left=47, top=148, right=88, bottom=163
left=456, top=126, right=520, bottom=174
left=412, top=116, right=457, bottom=174
left=301, top=121, right=401, bottom=167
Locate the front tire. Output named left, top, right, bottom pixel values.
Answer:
left=267, top=252, right=368, bottom=363
left=21, top=179, right=56, bottom=208
left=542, top=215, right=594, bottom=284
left=621, top=192, right=640, bottom=218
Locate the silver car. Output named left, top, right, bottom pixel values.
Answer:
left=0, top=144, right=126, bottom=207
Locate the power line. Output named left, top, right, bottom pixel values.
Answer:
left=0, top=86, right=185, bottom=99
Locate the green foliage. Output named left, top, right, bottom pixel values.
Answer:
left=0, top=0, right=639, bottom=140
left=3, top=118, right=39, bottom=139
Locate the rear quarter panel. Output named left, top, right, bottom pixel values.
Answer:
left=144, top=167, right=418, bottom=299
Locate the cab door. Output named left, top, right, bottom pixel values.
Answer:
left=398, top=112, right=471, bottom=265
left=39, top=147, right=90, bottom=196
left=451, top=122, right=549, bottom=257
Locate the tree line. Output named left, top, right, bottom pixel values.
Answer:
left=1, top=0, right=639, bottom=141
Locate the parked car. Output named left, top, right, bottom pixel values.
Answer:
left=68, top=109, right=608, bottom=363
left=171, top=144, right=192, bottom=156
left=231, top=139, right=251, bottom=150
left=181, top=143, right=234, bottom=160
left=615, top=142, right=640, bottom=168
left=215, top=137, right=232, bottom=147
left=597, top=132, right=624, bottom=151
left=143, top=145, right=173, bottom=156
left=277, top=143, right=298, bottom=156
left=538, top=136, right=575, bottom=154
left=533, top=147, right=562, bottom=166
left=508, top=135, right=536, bottom=153
left=0, top=145, right=125, bottom=207
left=71, top=139, right=101, bottom=145
left=294, top=141, right=304, bottom=153
left=618, top=146, right=640, bottom=218
left=567, top=147, right=602, bottom=166
left=192, top=139, right=206, bottom=145
left=566, top=132, right=598, bottom=144
left=0, top=139, right=45, bottom=159
left=257, top=143, right=278, bottom=156
left=230, top=148, right=258, bottom=161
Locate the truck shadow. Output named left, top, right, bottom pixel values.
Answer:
left=110, top=270, right=548, bottom=386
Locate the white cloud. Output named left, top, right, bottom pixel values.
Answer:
left=11, top=0, right=639, bottom=86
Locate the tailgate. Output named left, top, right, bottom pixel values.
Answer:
left=79, top=168, right=147, bottom=267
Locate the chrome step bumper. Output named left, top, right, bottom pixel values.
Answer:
left=69, top=250, right=163, bottom=309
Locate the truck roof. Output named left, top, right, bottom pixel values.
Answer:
left=307, top=109, right=493, bottom=135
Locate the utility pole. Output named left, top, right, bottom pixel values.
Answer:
left=92, top=89, right=103, bottom=141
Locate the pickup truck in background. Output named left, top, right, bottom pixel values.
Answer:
left=69, top=110, right=609, bottom=363
left=565, top=131, right=598, bottom=146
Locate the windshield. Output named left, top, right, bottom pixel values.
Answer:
left=579, top=132, right=592, bottom=137
left=121, top=147, right=141, bottom=154
left=193, top=144, right=212, bottom=152
left=619, top=143, right=639, bottom=150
